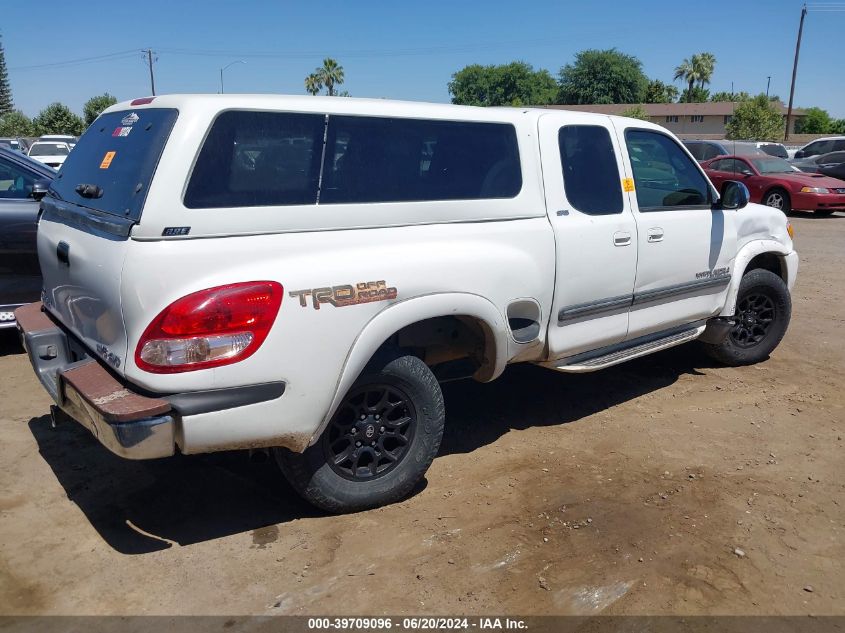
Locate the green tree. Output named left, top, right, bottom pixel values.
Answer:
left=0, top=110, right=33, bottom=136
left=725, top=94, right=784, bottom=141
left=679, top=86, right=710, bottom=103
left=0, top=35, right=12, bottom=116
left=449, top=61, right=557, bottom=107
left=304, top=58, right=345, bottom=96
left=32, top=102, right=85, bottom=136
left=830, top=119, right=845, bottom=134
left=620, top=105, right=651, bottom=121
left=557, top=49, right=648, bottom=104
left=710, top=91, right=751, bottom=102
left=644, top=79, right=679, bottom=103
left=83, top=93, right=118, bottom=126
left=795, top=107, right=833, bottom=134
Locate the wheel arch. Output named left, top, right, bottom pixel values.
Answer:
left=312, top=293, right=509, bottom=446
left=722, top=241, right=795, bottom=316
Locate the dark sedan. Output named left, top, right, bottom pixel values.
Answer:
left=0, top=147, right=54, bottom=328
left=792, top=151, right=845, bottom=180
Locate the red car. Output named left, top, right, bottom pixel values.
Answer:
left=702, top=154, right=845, bottom=216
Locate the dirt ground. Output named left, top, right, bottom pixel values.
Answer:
left=0, top=213, right=843, bottom=617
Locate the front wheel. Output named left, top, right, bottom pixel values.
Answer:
left=275, top=353, right=445, bottom=513
left=701, top=269, right=791, bottom=366
left=763, top=188, right=791, bottom=214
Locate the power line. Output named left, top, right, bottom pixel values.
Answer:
left=153, top=37, right=568, bottom=61
left=9, top=50, right=139, bottom=71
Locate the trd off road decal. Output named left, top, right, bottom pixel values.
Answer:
left=289, top=281, right=398, bottom=310
left=695, top=267, right=730, bottom=280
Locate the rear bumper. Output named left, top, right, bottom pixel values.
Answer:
left=15, top=302, right=175, bottom=459
left=15, top=302, right=286, bottom=459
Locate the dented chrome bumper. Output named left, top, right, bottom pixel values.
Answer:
left=15, top=302, right=175, bottom=460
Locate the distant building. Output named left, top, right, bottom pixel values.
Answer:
left=544, top=101, right=806, bottom=138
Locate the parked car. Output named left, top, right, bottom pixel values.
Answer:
left=27, top=141, right=71, bottom=169
left=703, top=154, right=845, bottom=215
left=791, top=151, right=845, bottom=177
left=682, top=139, right=767, bottom=162
left=16, top=95, right=798, bottom=512
left=0, top=147, right=54, bottom=329
left=38, top=134, right=77, bottom=149
left=793, top=136, right=845, bottom=159
left=0, top=137, right=29, bottom=153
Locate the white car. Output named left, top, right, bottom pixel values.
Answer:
left=16, top=95, right=798, bottom=513
left=27, top=141, right=70, bottom=169
left=38, top=134, right=77, bottom=149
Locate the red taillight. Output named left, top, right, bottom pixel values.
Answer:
left=135, top=281, right=283, bottom=373
left=130, top=97, right=156, bottom=105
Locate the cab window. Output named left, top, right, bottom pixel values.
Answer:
left=625, top=129, right=711, bottom=211
left=558, top=125, right=623, bottom=215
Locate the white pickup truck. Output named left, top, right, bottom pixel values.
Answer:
left=17, top=95, right=798, bottom=513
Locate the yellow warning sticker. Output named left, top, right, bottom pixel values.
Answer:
left=100, top=151, right=116, bottom=169
left=622, top=178, right=635, bottom=192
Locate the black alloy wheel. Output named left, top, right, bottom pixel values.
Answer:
left=730, top=293, right=776, bottom=348
left=323, top=384, right=416, bottom=481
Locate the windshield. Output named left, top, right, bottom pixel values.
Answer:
left=31, top=143, right=69, bottom=156
left=750, top=157, right=798, bottom=174
left=49, top=108, right=178, bottom=220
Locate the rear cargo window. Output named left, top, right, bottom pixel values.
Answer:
left=320, top=117, right=521, bottom=203
left=50, top=109, right=177, bottom=220
left=184, top=111, right=522, bottom=208
left=184, top=111, right=325, bottom=208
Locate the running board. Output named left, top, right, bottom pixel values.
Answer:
left=541, top=324, right=706, bottom=373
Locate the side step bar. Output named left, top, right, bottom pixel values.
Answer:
left=540, top=324, right=706, bottom=373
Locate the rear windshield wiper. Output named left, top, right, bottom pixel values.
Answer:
left=75, top=183, right=104, bottom=199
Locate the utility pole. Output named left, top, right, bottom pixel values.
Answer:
left=143, top=49, right=157, bottom=96
left=766, top=76, right=771, bottom=98
left=785, top=4, right=807, bottom=141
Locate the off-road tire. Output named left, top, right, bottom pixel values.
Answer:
left=701, top=269, right=791, bottom=366
left=275, top=353, right=445, bottom=513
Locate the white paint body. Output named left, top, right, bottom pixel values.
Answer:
left=35, top=95, right=798, bottom=455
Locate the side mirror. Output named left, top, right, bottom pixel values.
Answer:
left=795, top=150, right=805, bottom=159
left=719, top=180, right=750, bottom=210
left=30, top=179, right=50, bottom=201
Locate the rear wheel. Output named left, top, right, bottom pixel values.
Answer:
left=275, top=353, right=445, bottom=513
left=763, top=188, right=791, bottom=214
left=701, top=269, right=791, bottom=366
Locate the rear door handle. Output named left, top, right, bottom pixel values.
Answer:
left=613, top=231, right=632, bottom=247
left=647, top=228, right=664, bottom=243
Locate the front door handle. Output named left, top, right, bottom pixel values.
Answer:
left=647, top=228, right=664, bottom=243
left=613, top=231, right=632, bottom=247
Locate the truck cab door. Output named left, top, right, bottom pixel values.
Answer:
left=613, top=124, right=737, bottom=340
left=538, top=113, right=638, bottom=359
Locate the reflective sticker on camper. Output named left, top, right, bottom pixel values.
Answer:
left=622, top=178, right=635, bottom=192
left=100, top=151, right=116, bottom=169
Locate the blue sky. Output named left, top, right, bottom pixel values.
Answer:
left=4, top=0, right=843, bottom=118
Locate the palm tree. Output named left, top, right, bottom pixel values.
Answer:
left=304, top=58, right=345, bottom=96
left=304, top=73, right=322, bottom=96
left=695, top=52, right=717, bottom=89
left=674, top=57, right=701, bottom=103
